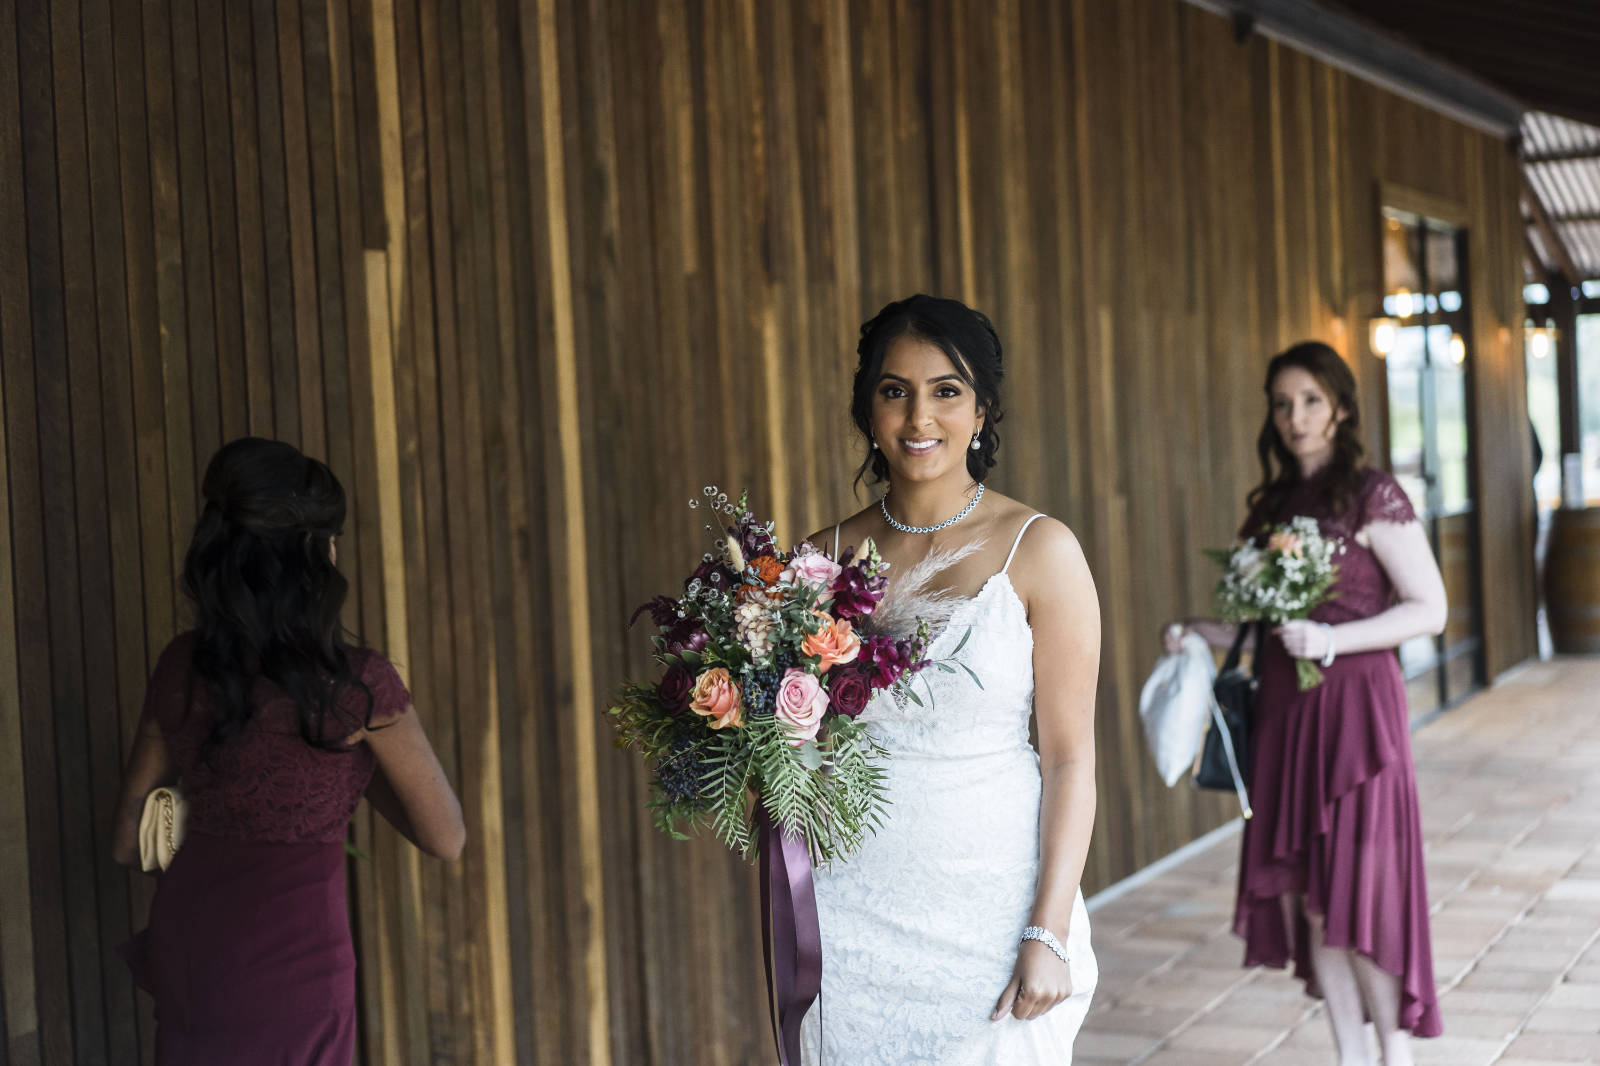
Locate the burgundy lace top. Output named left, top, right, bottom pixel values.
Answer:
left=143, top=632, right=412, bottom=843
left=1242, top=466, right=1419, bottom=626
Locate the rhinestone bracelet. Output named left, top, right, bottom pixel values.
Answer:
left=1020, top=925, right=1070, bottom=967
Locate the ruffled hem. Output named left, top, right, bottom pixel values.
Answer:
left=1233, top=645, right=1442, bottom=1038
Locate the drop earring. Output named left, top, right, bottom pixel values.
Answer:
left=970, top=433, right=981, bottom=451
left=871, top=439, right=879, bottom=450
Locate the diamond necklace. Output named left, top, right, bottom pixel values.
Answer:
left=879, top=483, right=984, bottom=534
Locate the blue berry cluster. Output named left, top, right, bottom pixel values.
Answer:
left=744, top=668, right=782, bottom=718
left=658, top=727, right=711, bottom=806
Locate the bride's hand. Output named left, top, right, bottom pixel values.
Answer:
left=990, top=941, right=1072, bottom=1022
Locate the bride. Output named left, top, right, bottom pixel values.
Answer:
left=799, top=295, right=1100, bottom=1064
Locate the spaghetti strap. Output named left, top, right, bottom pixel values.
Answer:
left=1002, top=514, right=1046, bottom=574
left=832, top=524, right=841, bottom=559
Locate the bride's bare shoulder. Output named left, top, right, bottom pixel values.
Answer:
left=803, top=501, right=879, bottom=556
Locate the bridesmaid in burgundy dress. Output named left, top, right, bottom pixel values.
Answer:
left=1166, top=342, right=1446, bottom=1065
left=112, top=438, right=465, bottom=1065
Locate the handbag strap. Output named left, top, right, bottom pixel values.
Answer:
left=1219, top=621, right=1268, bottom=675
left=1220, top=623, right=1251, bottom=673
left=1251, top=622, right=1268, bottom=679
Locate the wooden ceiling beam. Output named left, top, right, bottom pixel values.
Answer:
left=1521, top=169, right=1584, bottom=286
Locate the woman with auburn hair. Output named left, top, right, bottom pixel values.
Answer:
left=113, top=437, right=464, bottom=1065
left=1165, top=342, right=1446, bottom=1065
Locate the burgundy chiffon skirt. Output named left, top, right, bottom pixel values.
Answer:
left=1233, top=641, right=1442, bottom=1037
left=121, top=832, right=357, bottom=1065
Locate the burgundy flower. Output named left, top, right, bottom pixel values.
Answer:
left=859, top=633, right=916, bottom=688
left=733, top=517, right=776, bottom=560
left=689, top=559, right=738, bottom=590
left=827, top=668, right=871, bottom=717
left=831, top=565, right=888, bottom=620
left=631, top=595, right=680, bottom=629
left=664, top=620, right=710, bottom=655
left=657, top=664, right=694, bottom=715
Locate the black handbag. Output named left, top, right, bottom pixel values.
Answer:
left=1194, top=622, right=1264, bottom=817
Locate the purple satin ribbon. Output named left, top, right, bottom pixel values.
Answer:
left=758, top=805, right=821, bottom=1066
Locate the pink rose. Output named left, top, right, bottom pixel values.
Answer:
left=784, top=549, right=843, bottom=593
left=774, top=668, right=829, bottom=745
left=690, top=667, right=744, bottom=730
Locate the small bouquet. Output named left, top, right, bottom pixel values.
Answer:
left=1206, top=516, right=1343, bottom=690
left=608, top=487, right=931, bottom=865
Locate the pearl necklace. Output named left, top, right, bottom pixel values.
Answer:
left=880, top=483, right=985, bottom=534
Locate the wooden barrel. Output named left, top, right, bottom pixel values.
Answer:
left=1546, top=506, right=1600, bottom=654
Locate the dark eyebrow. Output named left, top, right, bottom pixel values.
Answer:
left=877, top=372, right=966, bottom=386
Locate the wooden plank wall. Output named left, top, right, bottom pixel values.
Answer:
left=0, top=1, right=1535, bottom=1063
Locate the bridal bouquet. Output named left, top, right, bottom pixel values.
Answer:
left=1206, top=516, right=1343, bottom=690
left=608, top=488, right=931, bottom=864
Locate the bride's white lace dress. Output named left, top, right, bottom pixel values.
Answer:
left=800, top=516, right=1098, bottom=1065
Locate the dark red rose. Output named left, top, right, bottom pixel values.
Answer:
left=657, top=664, right=694, bottom=715
left=827, top=668, right=871, bottom=717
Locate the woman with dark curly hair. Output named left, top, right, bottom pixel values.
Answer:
left=799, top=295, right=1100, bottom=1064
left=1165, top=342, right=1446, bottom=1065
left=112, top=437, right=464, bottom=1065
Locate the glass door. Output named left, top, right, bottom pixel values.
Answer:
left=1380, top=209, right=1484, bottom=717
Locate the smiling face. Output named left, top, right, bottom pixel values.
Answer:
left=1270, top=365, right=1344, bottom=472
left=869, top=334, right=985, bottom=486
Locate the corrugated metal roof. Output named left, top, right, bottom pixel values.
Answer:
left=1522, top=112, right=1600, bottom=282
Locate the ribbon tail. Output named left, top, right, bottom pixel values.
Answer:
left=759, top=807, right=822, bottom=1066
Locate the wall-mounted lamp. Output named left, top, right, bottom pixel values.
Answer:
left=1528, top=327, right=1552, bottom=361
left=1369, top=317, right=1398, bottom=358
left=1449, top=332, right=1466, bottom=365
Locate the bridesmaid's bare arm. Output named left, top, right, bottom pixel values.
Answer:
left=363, top=708, right=466, bottom=860
left=1277, top=519, right=1446, bottom=661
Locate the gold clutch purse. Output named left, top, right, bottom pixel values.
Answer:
left=138, top=786, right=188, bottom=872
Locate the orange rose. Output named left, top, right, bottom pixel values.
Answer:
left=802, top=612, right=861, bottom=673
left=1266, top=531, right=1304, bottom=557
left=690, top=667, right=744, bottom=729
left=751, top=554, right=785, bottom=587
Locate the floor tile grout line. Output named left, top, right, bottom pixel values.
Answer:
left=1484, top=838, right=1600, bottom=1065
left=1430, top=804, right=1594, bottom=1003
left=1118, top=966, right=1272, bottom=1066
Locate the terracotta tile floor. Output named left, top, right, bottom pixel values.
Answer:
left=1078, top=658, right=1600, bottom=1066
